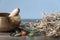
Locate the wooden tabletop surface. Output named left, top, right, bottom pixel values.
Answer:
left=0, top=33, right=59, bottom=40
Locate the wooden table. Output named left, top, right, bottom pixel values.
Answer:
left=0, top=33, right=59, bottom=40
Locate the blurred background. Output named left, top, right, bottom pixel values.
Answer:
left=0, top=0, right=60, bottom=19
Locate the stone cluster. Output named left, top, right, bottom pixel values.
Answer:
left=33, top=11, right=60, bottom=37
